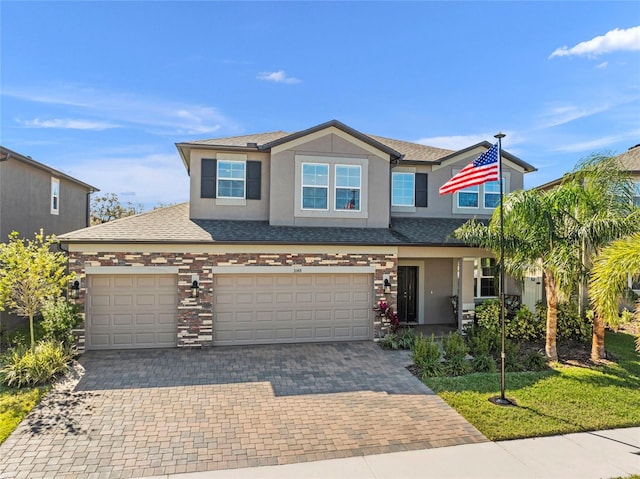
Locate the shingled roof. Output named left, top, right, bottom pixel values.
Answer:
left=180, top=120, right=455, bottom=162
left=58, top=202, right=476, bottom=246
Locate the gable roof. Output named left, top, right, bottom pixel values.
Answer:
left=536, top=144, right=640, bottom=190
left=0, top=145, right=98, bottom=192
left=58, top=202, right=475, bottom=246
left=176, top=119, right=533, bottom=172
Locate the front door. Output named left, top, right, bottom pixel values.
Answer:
left=397, top=266, right=418, bottom=322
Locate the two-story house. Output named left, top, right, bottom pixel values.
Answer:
left=59, top=120, right=536, bottom=351
left=0, top=145, right=98, bottom=329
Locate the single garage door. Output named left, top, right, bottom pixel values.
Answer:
left=86, top=274, right=178, bottom=350
left=213, top=273, right=373, bottom=346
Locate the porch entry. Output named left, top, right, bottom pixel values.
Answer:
left=397, top=266, right=418, bottom=323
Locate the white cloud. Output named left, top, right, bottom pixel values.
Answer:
left=595, top=61, right=609, bottom=69
left=551, top=128, right=640, bottom=153
left=3, top=84, right=236, bottom=136
left=549, top=25, right=640, bottom=58
left=537, top=103, right=610, bottom=129
left=17, top=117, right=119, bottom=130
left=68, top=152, right=190, bottom=207
left=257, top=70, right=301, bottom=84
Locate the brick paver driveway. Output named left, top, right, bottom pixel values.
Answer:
left=0, top=342, right=486, bottom=479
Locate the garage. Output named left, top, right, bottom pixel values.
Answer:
left=86, top=274, right=178, bottom=350
left=213, top=273, right=373, bottom=346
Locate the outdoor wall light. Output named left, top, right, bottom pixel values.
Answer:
left=70, top=280, right=80, bottom=300
left=191, top=280, right=200, bottom=298
left=383, top=278, right=391, bottom=294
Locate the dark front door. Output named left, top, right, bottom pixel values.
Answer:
left=397, top=266, right=418, bottom=322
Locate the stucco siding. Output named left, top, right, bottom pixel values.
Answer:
left=269, top=133, right=390, bottom=227
left=0, top=157, right=89, bottom=240
left=188, top=149, right=271, bottom=220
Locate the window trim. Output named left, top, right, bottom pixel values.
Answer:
left=457, top=184, right=480, bottom=209
left=392, top=171, right=415, bottom=207
left=216, top=160, right=246, bottom=199
left=301, top=162, right=329, bottom=211
left=334, top=164, right=361, bottom=212
left=483, top=179, right=502, bottom=209
left=475, top=257, right=498, bottom=298
left=50, top=177, right=60, bottom=215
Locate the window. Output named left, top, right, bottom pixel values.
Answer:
left=217, top=161, right=245, bottom=198
left=475, top=258, right=498, bottom=297
left=392, top=172, right=415, bottom=207
left=335, top=165, right=361, bottom=211
left=302, top=163, right=329, bottom=210
left=457, top=185, right=479, bottom=208
left=484, top=180, right=501, bottom=208
left=633, top=181, right=640, bottom=208
left=50, top=178, right=60, bottom=215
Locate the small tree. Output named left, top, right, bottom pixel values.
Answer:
left=0, top=231, right=73, bottom=349
left=90, top=193, right=143, bottom=225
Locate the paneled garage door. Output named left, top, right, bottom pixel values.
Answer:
left=86, top=274, right=178, bottom=350
left=213, top=273, right=373, bottom=346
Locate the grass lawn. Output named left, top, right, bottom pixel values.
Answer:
left=424, top=331, right=640, bottom=441
left=0, top=320, right=49, bottom=444
left=0, top=385, right=50, bottom=444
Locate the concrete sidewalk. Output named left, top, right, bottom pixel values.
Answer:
left=142, top=427, right=640, bottom=479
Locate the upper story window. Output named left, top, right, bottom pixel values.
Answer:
left=217, top=161, right=245, bottom=198
left=484, top=180, right=501, bottom=208
left=457, top=185, right=479, bottom=208
left=335, top=165, right=361, bottom=211
left=392, top=172, right=415, bottom=207
left=50, top=177, right=60, bottom=215
left=302, top=163, right=329, bottom=210
left=201, top=157, right=261, bottom=201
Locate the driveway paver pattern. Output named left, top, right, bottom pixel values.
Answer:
left=0, top=342, right=486, bottom=479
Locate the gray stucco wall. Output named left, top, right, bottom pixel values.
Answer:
left=188, top=149, right=271, bottom=221
left=269, top=133, right=390, bottom=228
left=0, top=158, right=90, bottom=241
left=392, top=148, right=526, bottom=219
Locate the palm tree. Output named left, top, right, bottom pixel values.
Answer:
left=455, top=186, right=580, bottom=360
left=561, top=155, right=640, bottom=359
left=590, top=233, right=640, bottom=352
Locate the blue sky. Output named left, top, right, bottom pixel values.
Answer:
left=2, top=1, right=639, bottom=208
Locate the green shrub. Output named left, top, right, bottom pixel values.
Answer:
left=475, top=299, right=501, bottom=336
left=522, top=350, right=548, bottom=371
left=508, top=305, right=544, bottom=342
left=412, top=334, right=443, bottom=377
left=504, top=338, right=521, bottom=372
left=536, top=301, right=592, bottom=342
left=466, top=324, right=499, bottom=357
left=0, top=340, right=73, bottom=388
left=471, top=353, right=497, bottom=373
left=41, top=298, right=81, bottom=346
left=397, top=328, right=418, bottom=349
left=443, top=332, right=471, bottom=376
left=378, top=328, right=418, bottom=350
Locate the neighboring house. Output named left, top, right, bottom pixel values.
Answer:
left=531, top=144, right=640, bottom=309
left=0, top=145, right=98, bottom=328
left=59, top=120, right=536, bottom=351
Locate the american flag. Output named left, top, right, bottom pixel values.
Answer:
left=439, top=143, right=500, bottom=195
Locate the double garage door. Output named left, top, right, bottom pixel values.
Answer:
left=85, top=272, right=373, bottom=350
left=213, top=273, right=373, bottom=346
left=86, top=274, right=178, bottom=350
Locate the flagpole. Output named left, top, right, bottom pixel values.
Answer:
left=493, top=131, right=512, bottom=406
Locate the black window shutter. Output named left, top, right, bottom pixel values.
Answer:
left=246, top=160, right=261, bottom=200
left=201, top=159, right=216, bottom=198
left=415, top=173, right=428, bottom=207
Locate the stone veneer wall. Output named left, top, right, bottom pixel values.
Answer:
left=68, top=251, right=397, bottom=348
